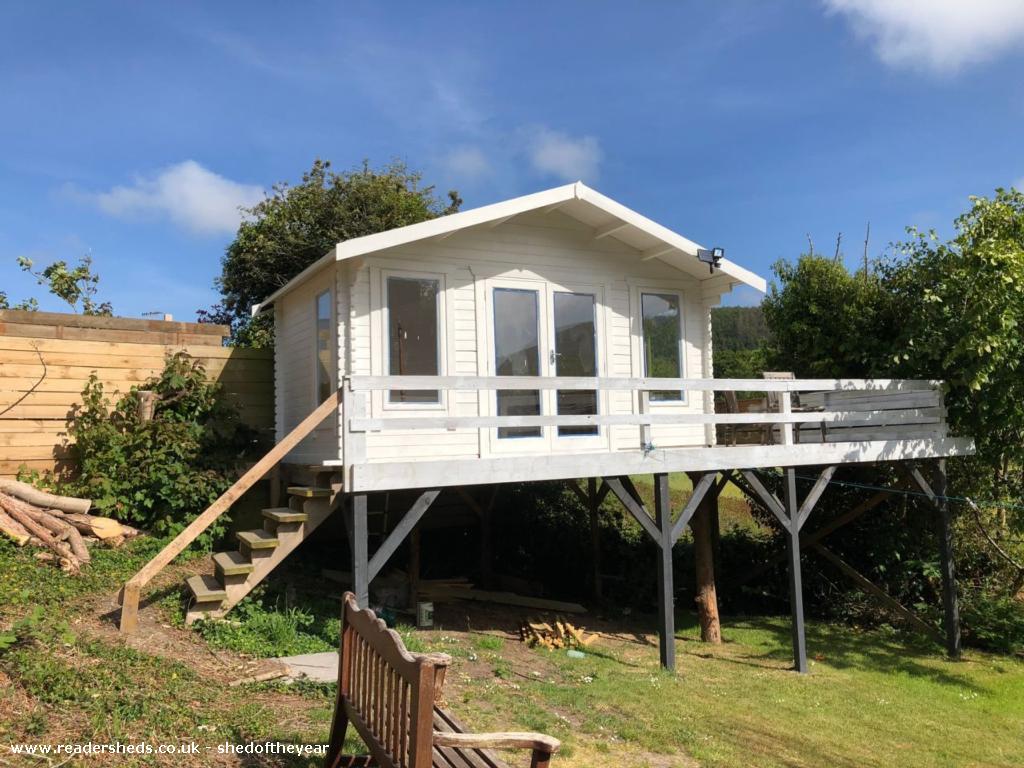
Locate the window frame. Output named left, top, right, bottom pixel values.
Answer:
left=313, top=288, right=335, bottom=407
left=637, top=288, right=688, bottom=404
left=380, top=268, right=448, bottom=412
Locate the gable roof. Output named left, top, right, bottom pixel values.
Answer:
left=253, top=181, right=767, bottom=314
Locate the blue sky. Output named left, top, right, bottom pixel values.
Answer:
left=2, top=1, right=1023, bottom=318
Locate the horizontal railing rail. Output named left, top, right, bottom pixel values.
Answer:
left=349, top=408, right=943, bottom=432
left=342, top=375, right=947, bottom=452
left=346, top=375, right=941, bottom=393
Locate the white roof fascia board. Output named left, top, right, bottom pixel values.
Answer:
left=333, top=183, right=578, bottom=262
left=252, top=181, right=767, bottom=313
left=575, top=184, right=767, bottom=293
left=252, top=245, right=338, bottom=316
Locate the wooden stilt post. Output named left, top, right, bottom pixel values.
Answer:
left=408, top=526, right=421, bottom=610
left=688, top=472, right=722, bottom=643
left=933, top=459, right=962, bottom=658
left=784, top=468, right=809, bottom=673
left=351, top=493, right=369, bottom=607
left=653, top=473, right=675, bottom=671
left=588, top=478, right=602, bottom=601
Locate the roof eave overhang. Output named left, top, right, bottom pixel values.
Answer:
left=251, top=181, right=766, bottom=315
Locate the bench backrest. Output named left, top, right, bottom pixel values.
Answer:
left=337, top=592, right=438, bottom=768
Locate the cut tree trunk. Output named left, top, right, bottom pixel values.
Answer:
left=0, top=479, right=91, bottom=515
left=688, top=473, right=722, bottom=644
left=0, top=493, right=80, bottom=572
left=62, top=513, right=125, bottom=540
left=0, top=509, right=30, bottom=546
left=20, top=505, right=90, bottom=563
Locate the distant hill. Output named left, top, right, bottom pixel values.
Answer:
left=711, top=306, right=767, bottom=378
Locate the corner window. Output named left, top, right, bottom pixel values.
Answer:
left=387, top=277, right=440, bottom=403
left=315, top=290, right=333, bottom=404
left=641, top=292, right=683, bottom=402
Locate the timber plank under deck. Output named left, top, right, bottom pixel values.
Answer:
left=343, top=437, right=975, bottom=492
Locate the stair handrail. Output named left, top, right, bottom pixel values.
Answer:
left=118, top=387, right=342, bottom=633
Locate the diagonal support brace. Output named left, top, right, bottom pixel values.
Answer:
left=796, top=466, right=837, bottom=531
left=739, top=469, right=789, bottom=528
left=367, top=489, right=441, bottom=582
left=604, top=476, right=661, bottom=543
left=670, top=472, right=718, bottom=543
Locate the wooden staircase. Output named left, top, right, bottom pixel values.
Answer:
left=184, top=479, right=343, bottom=624
left=118, top=387, right=344, bottom=634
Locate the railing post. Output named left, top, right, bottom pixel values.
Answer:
left=639, top=390, right=652, bottom=451
left=780, top=391, right=794, bottom=445
left=342, top=378, right=367, bottom=489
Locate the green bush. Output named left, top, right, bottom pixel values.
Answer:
left=62, top=352, right=264, bottom=543
left=961, top=593, right=1024, bottom=655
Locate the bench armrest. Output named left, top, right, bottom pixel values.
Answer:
left=410, top=652, right=452, bottom=701
left=411, top=652, right=452, bottom=667
left=433, top=731, right=561, bottom=754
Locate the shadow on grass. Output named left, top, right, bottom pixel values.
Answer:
left=711, top=614, right=984, bottom=690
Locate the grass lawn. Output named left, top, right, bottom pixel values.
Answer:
left=2, top=537, right=1022, bottom=767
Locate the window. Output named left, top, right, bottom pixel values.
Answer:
left=641, top=292, right=683, bottom=402
left=315, top=290, right=333, bottom=404
left=493, top=287, right=541, bottom=438
left=387, top=276, right=440, bottom=403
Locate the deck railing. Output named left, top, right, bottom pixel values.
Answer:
left=343, top=375, right=948, bottom=454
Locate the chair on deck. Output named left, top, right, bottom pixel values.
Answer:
left=326, top=592, right=560, bottom=768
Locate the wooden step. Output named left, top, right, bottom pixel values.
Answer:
left=186, top=574, right=226, bottom=603
left=213, top=551, right=254, bottom=578
left=237, top=529, right=280, bottom=550
left=262, top=507, right=308, bottom=524
left=287, top=485, right=332, bottom=498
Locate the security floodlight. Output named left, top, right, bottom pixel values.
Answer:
left=697, top=246, right=724, bottom=274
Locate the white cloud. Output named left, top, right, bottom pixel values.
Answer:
left=81, top=161, right=264, bottom=236
left=443, top=146, right=492, bottom=181
left=525, top=128, right=602, bottom=182
left=823, top=0, right=1024, bottom=74
left=1015, top=177, right=1024, bottom=191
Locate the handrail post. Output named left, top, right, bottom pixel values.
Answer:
left=639, top=390, right=652, bottom=451
left=342, top=377, right=367, bottom=489
left=780, top=391, right=794, bottom=445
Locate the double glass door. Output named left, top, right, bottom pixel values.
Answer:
left=490, top=280, right=604, bottom=451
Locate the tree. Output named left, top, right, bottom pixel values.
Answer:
left=15, top=255, right=112, bottom=315
left=762, top=254, right=892, bottom=377
left=883, top=189, right=1024, bottom=508
left=763, top=190, right=1024, bottom=651
left=204, top=159, right=461, bottom=346
left=711, top=306, right=768, bottom=379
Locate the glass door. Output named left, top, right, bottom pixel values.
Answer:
left=552, top=290, right=599, bottom=437
left=487, top=280, right=607, bottom=454
left=493, top=286, right=544, bottom=441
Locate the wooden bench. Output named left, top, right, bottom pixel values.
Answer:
left=326, top=592, right=560, bottom=768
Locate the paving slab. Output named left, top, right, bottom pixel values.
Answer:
left=274, top=651, right=339, bottom=682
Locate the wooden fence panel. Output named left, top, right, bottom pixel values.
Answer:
left=0, top=310, right=273, bottom=478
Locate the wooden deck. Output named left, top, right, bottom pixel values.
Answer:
left=338, top=375, right=974, bottom=491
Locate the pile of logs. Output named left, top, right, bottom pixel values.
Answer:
left=0, top=479, right=138, bottom=573
left=520, top=618, right=598, bottom=651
